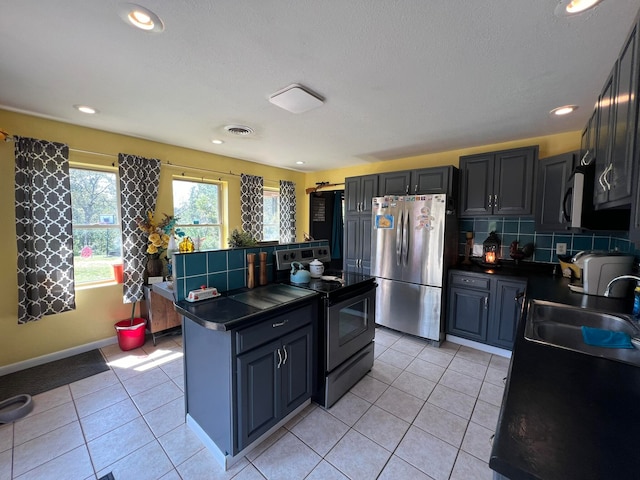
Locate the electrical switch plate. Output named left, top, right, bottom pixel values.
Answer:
left=556, top=243, right=567, bottom=255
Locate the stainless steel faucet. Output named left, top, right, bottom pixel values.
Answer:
left=603, top=275, right=640, bottom=297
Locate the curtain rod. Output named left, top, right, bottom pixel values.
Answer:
left=3, top=135, right=287, bottom=185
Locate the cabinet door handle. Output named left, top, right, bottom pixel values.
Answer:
left=282, top=345, right=288, bottom=365
left=272, top=319, right=288, bottom=328
left=405, top=185, right=410, bottom=194
left=484, top=297, right=488, bottom=310
left=276, top=348, right=282, bottom=369
left=603, top=163, right=612, bottom=190
left=414, top=184, right=418, bottom=193
left=488, top=194, right=493, bottom=208
left=493, top=194, right=498, bottom=209
left=515, top=291, right=525, bottom=303
left=598, top=168, right=607, bottom=191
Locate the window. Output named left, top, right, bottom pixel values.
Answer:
left=172, top=179, right=222, bottom=249
left=70, top=167, right=122, bottom=284
left=263, top=188, right=280, bottom=241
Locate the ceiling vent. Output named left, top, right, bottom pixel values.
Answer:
left=269, top=84, right=324, bottom=114
left=224, top=125, right=255, bottom=136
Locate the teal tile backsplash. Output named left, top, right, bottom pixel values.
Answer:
left=173, top=241, right=330, bottom=301
left=458, top=217, right=638, bottom=265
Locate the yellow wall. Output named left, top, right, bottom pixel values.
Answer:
left=304, top=131, right=581, bottom=188
left=0, top=109, right=306, bottom=367
left=0, top=107, right=581, bottom=367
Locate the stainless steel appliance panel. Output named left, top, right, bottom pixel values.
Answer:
left=375, top=277, right=442, bottom=341
left=370, top=197, right=403, bottom=281
left=404, top=195, right=446, bottom=287
left=326, top=286, right=376, bottom=372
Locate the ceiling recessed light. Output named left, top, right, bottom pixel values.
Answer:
left=211, top=139, right=224, bottom=145
left=118, top=3, right=164, bottom=32
left=550, top=105, right=578, bottom=116
left=296, top=161, right=305, bottom=165
left=554, top=0, right=603, bottom=17
left=74, top=105, right=98, bottom=114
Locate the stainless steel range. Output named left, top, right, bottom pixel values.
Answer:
left=275, top=246, right=376, bottom=408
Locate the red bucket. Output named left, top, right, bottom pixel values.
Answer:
left=115, top=317, right=146, bottom=351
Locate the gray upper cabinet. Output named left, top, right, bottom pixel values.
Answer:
left=345, top=175, right=378, bottom=215
left=379, top=171, right=411, bottom=195
left=593, top=16, right=638, bottom=210
left=379, top=166, right=457, bottom=197
left=534, top=152, right=576, bottom=232
left=593, top=65, right=618, bottom=207
left=459, top=146, right=537, bottom=217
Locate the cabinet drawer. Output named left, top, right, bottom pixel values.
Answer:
left=236, top=305, right=313, bottom=355
left=450, top=274, right=490, bottom=290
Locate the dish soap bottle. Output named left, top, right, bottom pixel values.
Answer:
left=633, top=282, right=640, bottom=317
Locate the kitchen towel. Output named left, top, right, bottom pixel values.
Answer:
left=581, top=326, right=634, bottom=349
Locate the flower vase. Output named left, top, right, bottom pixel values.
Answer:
left=146, top=255, right=163, bottom=279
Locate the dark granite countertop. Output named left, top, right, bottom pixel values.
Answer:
left=174, top=284, right=319, bottom=331
left=485, top=264, right=640, bottom=479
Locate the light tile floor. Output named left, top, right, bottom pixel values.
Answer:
left=0, top=327, right=508, bottom=479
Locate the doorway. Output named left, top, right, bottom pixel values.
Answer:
left=309, top=190, right=344, bottom=270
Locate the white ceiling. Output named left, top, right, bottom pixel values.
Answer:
left=1, top=1, right=639, bottom=172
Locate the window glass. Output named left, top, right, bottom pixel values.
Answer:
left=70, top=168, right=122, bottom=284
left=172, top=179, right=222, bottom=250
left=263, top=189, right=280, bottom=241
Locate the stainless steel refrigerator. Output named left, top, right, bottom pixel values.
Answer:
left=371, top=194, right=457, bottom=342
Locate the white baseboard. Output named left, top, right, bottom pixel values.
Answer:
left=0, top=336, right=119, bottom=377
left=445, top=334, right=512, bottom=359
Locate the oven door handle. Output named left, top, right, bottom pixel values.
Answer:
left=327, top=282, right=376, bottom=308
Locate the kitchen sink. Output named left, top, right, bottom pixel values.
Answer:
left=524, top=300, right=640, bottom=367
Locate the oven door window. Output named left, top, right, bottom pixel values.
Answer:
left=327, top=288, right=375, bottom=371
left=338, top=297, right=369, bottom=345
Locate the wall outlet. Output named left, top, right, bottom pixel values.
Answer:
left=556, top=243, right=567, bottom=255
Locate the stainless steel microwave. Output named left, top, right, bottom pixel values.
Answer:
left=563, top=159, right=629, bottom=231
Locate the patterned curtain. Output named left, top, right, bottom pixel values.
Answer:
left=15, top=137, right=75, bottom=324
left=240, top=174, right=264, bottom=241
left=119, top=154, right=161, bottom=303
left=279, top=180, right=296, bottom=243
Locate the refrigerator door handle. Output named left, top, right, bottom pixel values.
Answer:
left=396, top=209, right=403, bottom=266
left=403, top=207, right=410, bottom=266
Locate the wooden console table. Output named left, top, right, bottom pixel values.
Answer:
left=141, top=282, right=182, bottom=345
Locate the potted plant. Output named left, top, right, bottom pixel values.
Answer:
left=228, top=228, right=258, bottom=248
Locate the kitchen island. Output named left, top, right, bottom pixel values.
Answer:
left=174, top=284, right=320, bottom=470
left=490, top=275, right=640, bottom=479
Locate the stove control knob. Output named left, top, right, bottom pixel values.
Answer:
left=290, top=252, right=296, bottom=259
left=283, top=253, right=289, bottom=260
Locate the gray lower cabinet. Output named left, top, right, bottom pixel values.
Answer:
left=447, top=271, right=526, bottom=350
left=183, top=302, right=315, bottom=460
left=236, top=324, right=312, bottom=451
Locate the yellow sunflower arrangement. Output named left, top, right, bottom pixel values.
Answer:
left=136, top=212, right=176, bottom=257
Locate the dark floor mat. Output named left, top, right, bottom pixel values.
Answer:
left=0, top=349, right=110, bottom=400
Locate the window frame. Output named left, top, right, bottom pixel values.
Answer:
left=172, top=177, right=224, bottom=250
left=69, top=164, right=123, bottom=287
left=262, top=187, right=280, bottom=242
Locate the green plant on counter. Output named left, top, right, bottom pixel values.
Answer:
left=228, top=228, right=258, bottom=248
